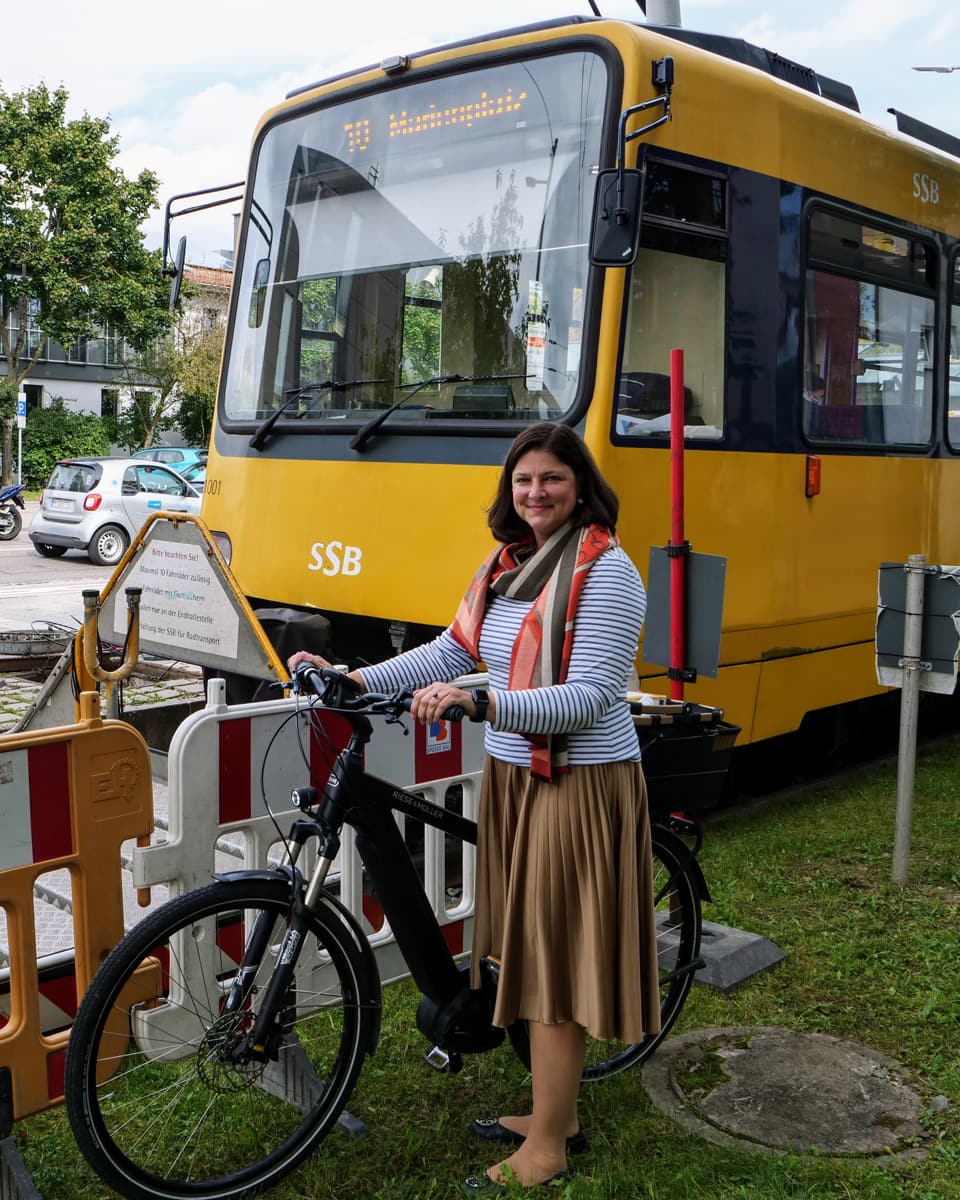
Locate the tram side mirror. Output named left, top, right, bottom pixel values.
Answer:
left=248, top=258, right=270, bottom=328
left=589, top=169, right=643, bottom=267
left=168, top=236, right=187, bottom=312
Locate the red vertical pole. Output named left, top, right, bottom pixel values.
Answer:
left=669, top=348, right=686, bottom=701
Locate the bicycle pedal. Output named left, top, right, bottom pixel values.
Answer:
left=423, top=1044, right=463, bottom=1073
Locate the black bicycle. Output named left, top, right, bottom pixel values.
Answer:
left=65, top=666, right=708, bottom=1200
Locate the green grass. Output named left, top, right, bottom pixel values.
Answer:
left=14, top=740, right=960, bottom=1199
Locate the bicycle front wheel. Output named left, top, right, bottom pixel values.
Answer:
left=506, top=823, right=703, bottom=1080
left=65, top=878, right=378, bottom=1200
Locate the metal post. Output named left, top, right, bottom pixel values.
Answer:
left=669, top=347, right=686, bottom=700
left=893, top=553, right=926, bottom=885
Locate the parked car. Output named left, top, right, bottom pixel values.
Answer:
left=131, top=446, right=208, bottom=470
left=29, top=458, right=202, bottom=566
left=179, top=460, right=207, bottom=487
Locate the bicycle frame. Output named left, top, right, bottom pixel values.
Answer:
left=229, top=702, right=488, bottom=1064
left=226, top=689, right=708, bottom=1071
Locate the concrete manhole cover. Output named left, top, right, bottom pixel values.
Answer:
left=642, top=1027, right=929, bottom=1160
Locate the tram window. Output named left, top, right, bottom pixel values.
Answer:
left=808, top=211, right=936, bottom=290
left=616, top=240, right=726, bottom=440
left=803, top=270, right=934, bottom=446
left=948, top=256, right=960, bottom=450
left=643, top=161, right=726, bottom=232
left=401, top=265, right=442, bottom=385
left=803, top=209, right=936, bottom=448
left=297, top=277, right=341, bottom=390
left=222, top=49, right=609, bottom=428
left=614, top=157, right=726, bottom=441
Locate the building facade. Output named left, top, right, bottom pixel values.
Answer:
left=2, top=265, right=232, bottom=438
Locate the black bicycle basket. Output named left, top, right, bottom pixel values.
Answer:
left=630, top=699, right=740, bottom=814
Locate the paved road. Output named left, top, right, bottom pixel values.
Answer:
left=0, top=501, right=110, bottom=633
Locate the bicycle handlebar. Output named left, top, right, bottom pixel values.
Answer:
left=289, top=662, right=466, bottom=722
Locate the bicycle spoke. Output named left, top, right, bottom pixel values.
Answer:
left=66, top=880, right=375, bottom=1200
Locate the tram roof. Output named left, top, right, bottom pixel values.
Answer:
left=284, top=15, right=956, bottom=163
left=287, top=15, right=859, bottom=110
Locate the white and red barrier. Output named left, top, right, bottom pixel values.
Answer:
left=132, top=677, right=487, bottom=1000
left=0, top=695, right=153, bottom=1120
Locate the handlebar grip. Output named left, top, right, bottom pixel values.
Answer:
left=399, top=700, right=464, bottom=721
left=293, top=663, right=326, bottom=696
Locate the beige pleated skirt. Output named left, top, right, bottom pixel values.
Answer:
left=470, top=756, right=661, bottom=1044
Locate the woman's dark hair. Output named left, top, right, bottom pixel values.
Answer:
left=488, top=422, right=619, bottom=542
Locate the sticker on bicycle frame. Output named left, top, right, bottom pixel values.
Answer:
left=414, top=718, right=462, bottom=783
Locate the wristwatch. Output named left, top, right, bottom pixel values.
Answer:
left=470, top=688, right=490, bottom=723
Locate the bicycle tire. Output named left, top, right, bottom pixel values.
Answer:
left=506, top=823, right=702, bottom=1080
left=65, top=877, right=378, bottom=1200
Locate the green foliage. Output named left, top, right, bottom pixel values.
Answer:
left=113, top=315, right=224, bottom=451
left=0, top=81, right=172, bottom=479
left=20, top=397, right=110, bottom=488
left=0, top=379, right=16, bottom=420
left=299, top=277, right=340, bottom=386
left=401, top=273, right=442, bottom=384
left=113, top=334, right=181, bottom=450
left=0, top=81, right=170, bottom=360
left=15, top=741, right=960, bottom=1199
left=176, top=325, right=224, bottom=445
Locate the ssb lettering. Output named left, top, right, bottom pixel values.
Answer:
left=912, top=171, right=940, bottom=204
left=308, top=540, right=363, bottom=576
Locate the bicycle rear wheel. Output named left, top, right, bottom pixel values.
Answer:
left=65, top=878, right=378, bottom=1200
left=507, top=823, right=702, bottom=1080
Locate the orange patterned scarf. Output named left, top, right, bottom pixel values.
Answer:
left=450, top=521, right=617, bottom=780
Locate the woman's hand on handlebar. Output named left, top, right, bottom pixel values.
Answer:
left=410, top=682, right=472, bottom=725
left=286, top=651, right=366, bottom=693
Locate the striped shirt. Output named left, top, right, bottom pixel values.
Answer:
left=358, top=546, right=645, bottom=766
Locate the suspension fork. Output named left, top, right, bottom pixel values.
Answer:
left=221, top=816, right=340, bottom=1036
left=227, top=741, right=365, bottom=1051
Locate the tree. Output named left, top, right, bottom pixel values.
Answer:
left=114, top=335, right=183, bottom=450
left=177, top=323, right=225, bottom=445
left=115, top=310, right=224, bottom=450
left=0, top=82, right=171, bottom=482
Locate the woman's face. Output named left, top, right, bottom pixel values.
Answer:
left=511, top=448, right=578, bottom=547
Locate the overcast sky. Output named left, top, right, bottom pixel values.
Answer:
left=2, top=0, right=958, bottom=265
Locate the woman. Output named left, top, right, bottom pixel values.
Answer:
left=288, top=422, right=660, bottom=1194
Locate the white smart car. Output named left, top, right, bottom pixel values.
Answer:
left=29, top=457, right=202, bottom=566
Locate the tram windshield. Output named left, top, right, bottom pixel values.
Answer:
left=222, top=50, right=608, bottom=434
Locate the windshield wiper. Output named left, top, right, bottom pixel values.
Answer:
left=349, top=373, right=524, bottom=453
left=249, top=378, right=386, bottom=451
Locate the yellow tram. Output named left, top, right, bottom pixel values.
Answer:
left=196, top=13, right=960, bottom=746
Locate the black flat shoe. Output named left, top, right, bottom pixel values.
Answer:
left=461, top=1169, right=572, bottom=1196
left=461, top=1175, right=505, bottom=1196
left=469, top=1117, right=588, bottom=1154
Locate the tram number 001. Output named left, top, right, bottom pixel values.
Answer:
left=913, top=172, right=940, bottom=204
